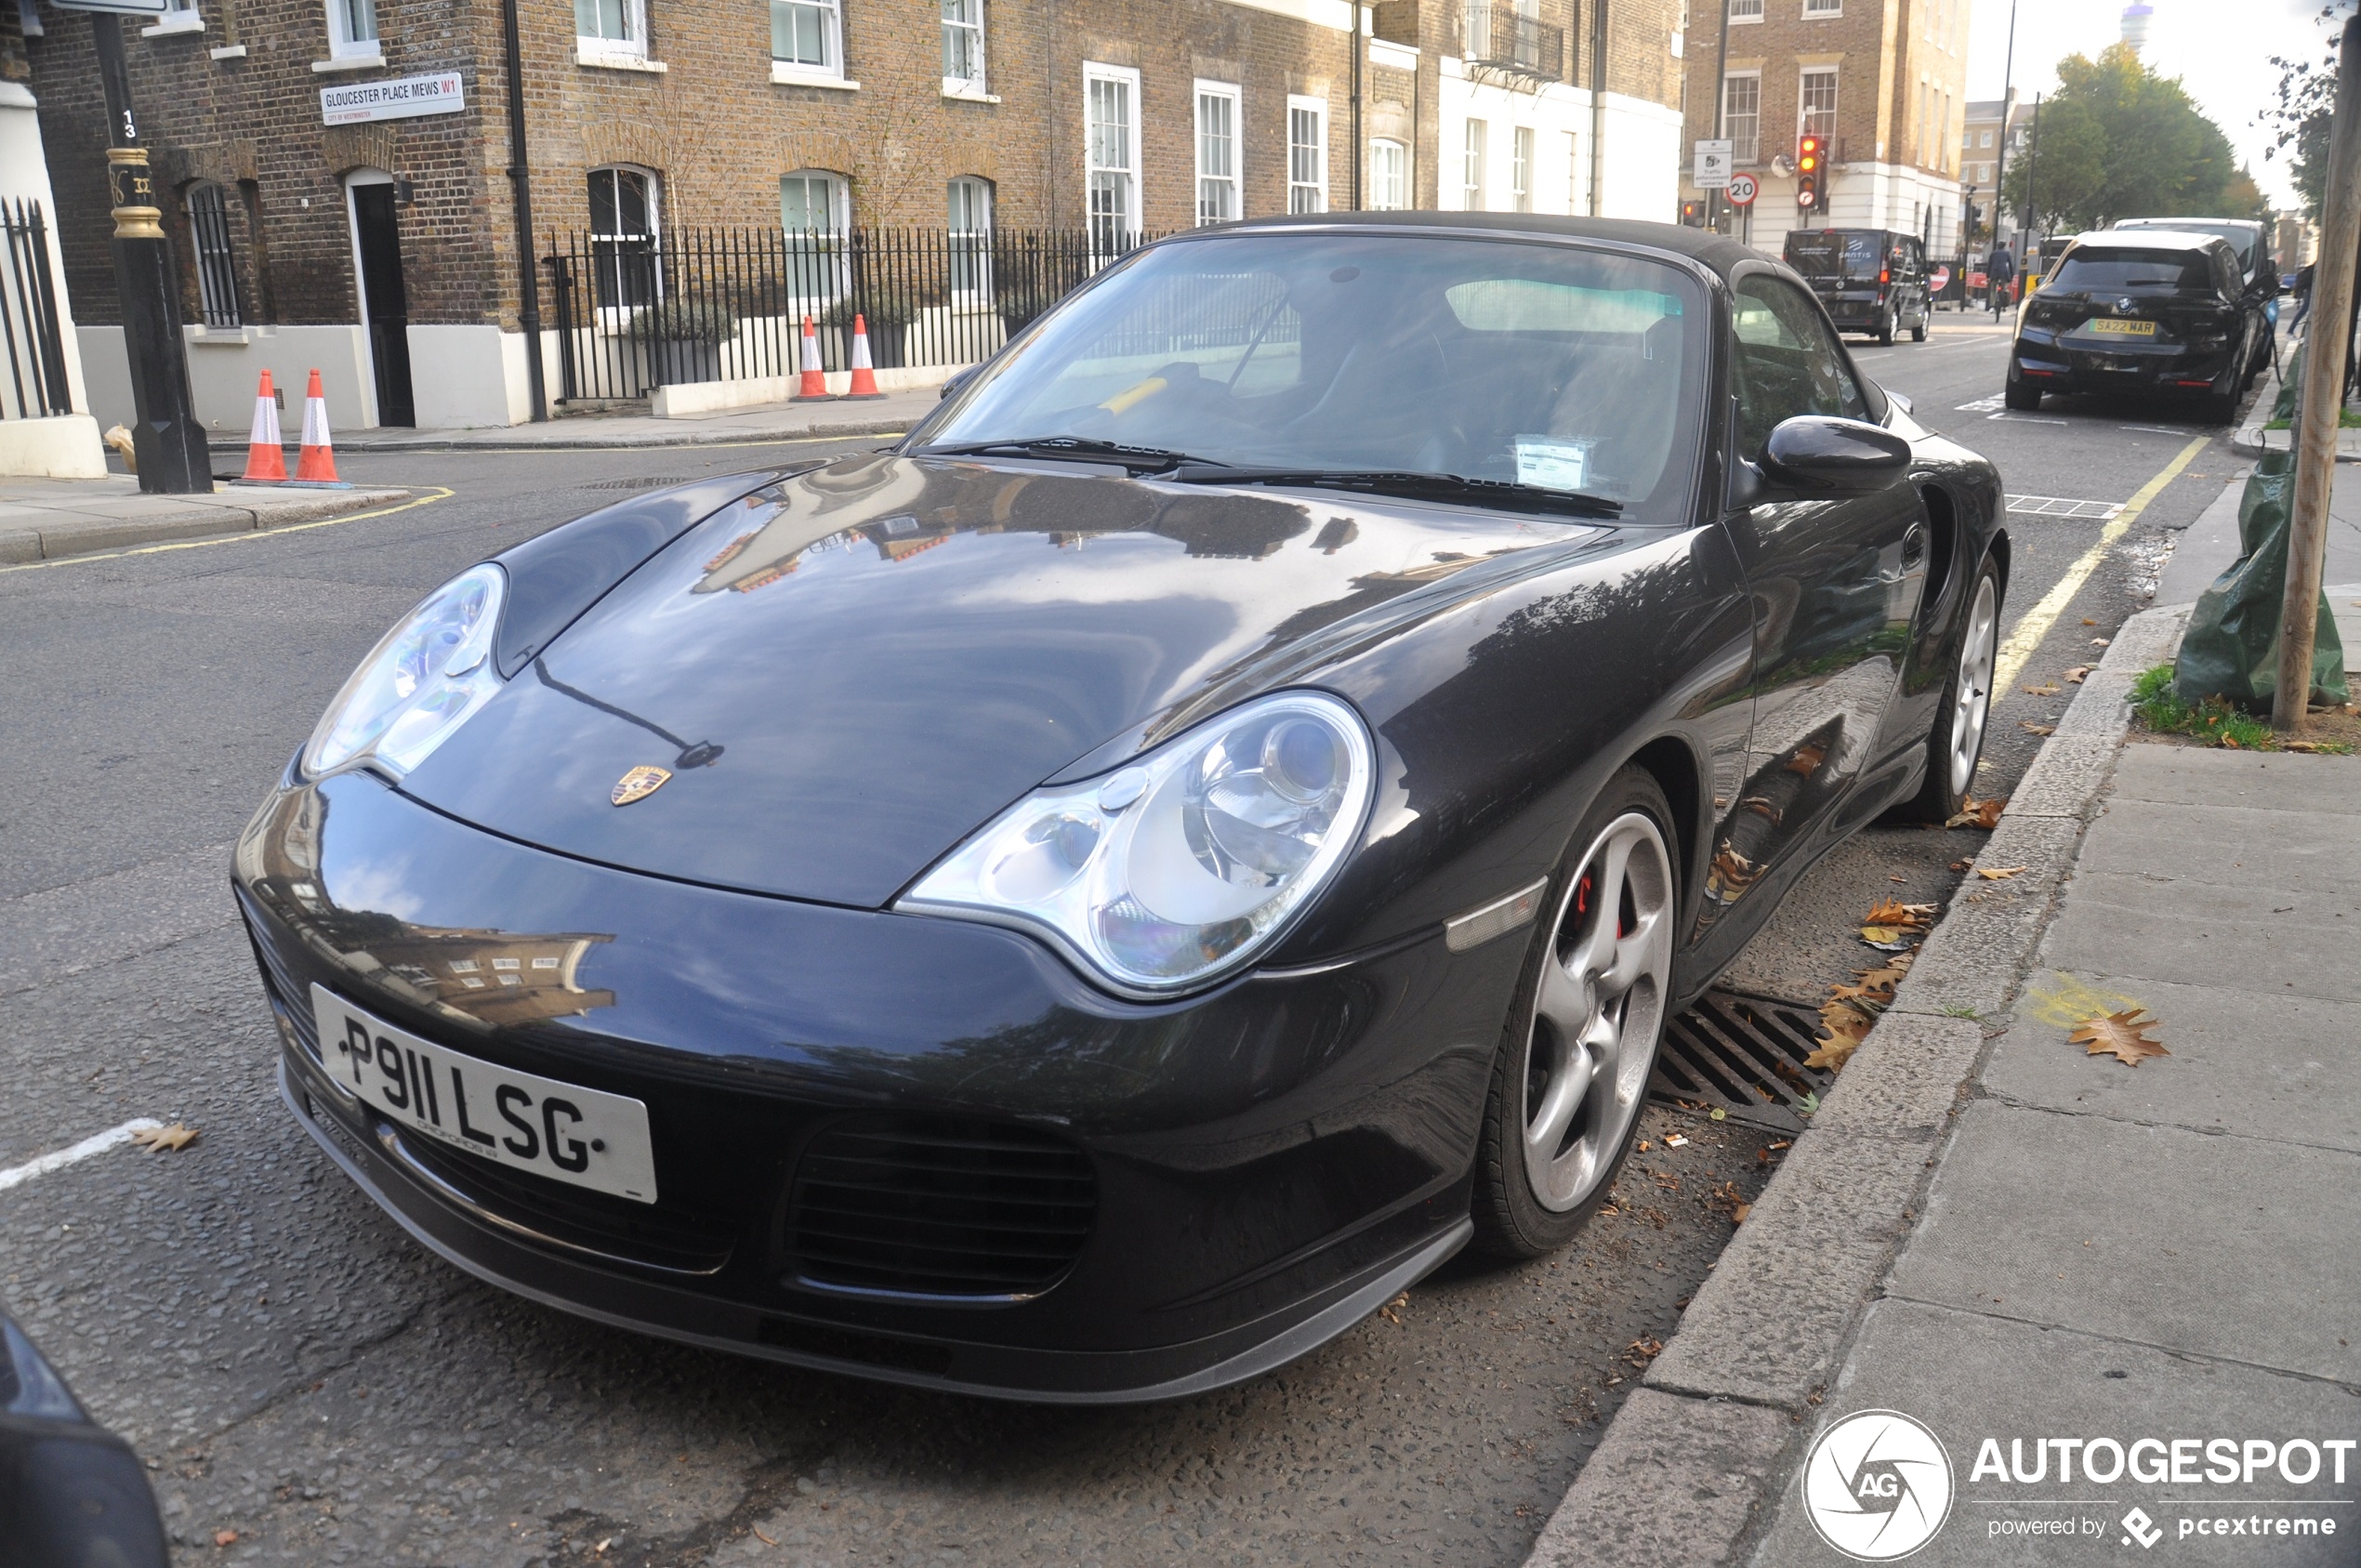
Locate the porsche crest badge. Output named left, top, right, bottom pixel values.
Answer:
left=612, top=765, right=672, bottom=806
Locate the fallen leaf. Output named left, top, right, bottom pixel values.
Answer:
left=2081, top=617, right=2098, bottom=626
left=1709, top=1107, right=1726, bottom=1121
left=1808, top=999, right=1874, bottom=1068
left=2025, top=682, right=2061, bottom=696
left=2020, top=722, right=2056, bottom=735
left=1949, top=858, right=1972, bottom=872
left=1975, top=865, right=2026, bottom=880
left=753, top=1526, right=778, bottom=1547
left=131, top=1123, right=198, bottom=1153
left=1623, top=1337, right=1665, bottom=1367
left=214, top=1531, right=239, bottom=1548
left=1785, top=742, right=1827, bottom=776
left=1858, top=926, right=1915, bottom=949
left=2071, top=1008, right=2169, bottom=1066
left=2064, top=665, right=2092, bottom=683
left=1731, top=1202, right=1752, bottom=1223
left=1864, top=898, right=1934, bottom=928
left=2090, top=638, right=2111, bottom=647
left=2285, top=740, right=2324, bottom=753
left=1946, top=796, right=2008, bottom=829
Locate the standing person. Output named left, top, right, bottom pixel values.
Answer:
left=1988, top=244, right=2015, bottom=318
left=2290, top=260, right=2316, bottom=336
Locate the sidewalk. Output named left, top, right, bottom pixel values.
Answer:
left=203, top=385, right=941, bottom=454
left=0, top=475, right=413, bottom=565
left=1528, top=590, right=2361, bottom=1564
left=2233, top=349, right=2361, bottom=463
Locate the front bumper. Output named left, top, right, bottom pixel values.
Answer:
left=237, top=771, right=1508, bottom=1402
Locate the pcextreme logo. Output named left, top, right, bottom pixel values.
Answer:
left=1802, top=1410, right=1958, bottom=1561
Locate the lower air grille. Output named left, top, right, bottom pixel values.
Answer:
left=238, top=890, right=321, bottom=1061
left=786, top=1116, right=1096, bottom=1298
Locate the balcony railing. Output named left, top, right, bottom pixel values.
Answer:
left=1463, top=4, right=1563, bottom=81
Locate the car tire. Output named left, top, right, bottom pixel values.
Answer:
left=1895, top=560, right=2002, bottom=824
left=2003, top=372, right=2042, bottom=411
left=1471, top=765, right=1678, bottom=1260
left=1878, top=308, right=1897, bottom=347
left=1909, top=304, right=1929, bottom=343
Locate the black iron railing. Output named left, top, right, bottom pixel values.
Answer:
left=545, top=225, right=1167, bottom=403
left=1463, top=3, right=1563, bottom=81
left=0, top=199, right=73, bottom=421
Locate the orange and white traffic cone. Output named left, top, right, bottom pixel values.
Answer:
left=792, top=315, right=835, bottom=402
left=240, top=370, right=286, bottom=482
left=843, top=314, right=886, bottom=400
left=293, top=369, right=346, bottom=484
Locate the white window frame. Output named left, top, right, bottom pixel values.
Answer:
left=574, top=0, right=647, bottom=64
left=142, top=0, right=205, bottom=39
left=941, top=0, right=986, bottom=97
left=588, top=165, right=663, bottom=323
left=1194, top=80, right=1241, bottom=225
left=779, top=169, right=850, bottom=307
left=325, top=0, right=378, bottom=59
left=947, top=175, right=993, bottom=299
left=1799, top=67, right=1838, bottom=145
left=1510, top=124, right=1533, bottom=212
left=1462, top=117, right=1487, bottom=212
left=1727, top=0, right=1762, bottom=20
left=1722, top=70, right=1761, bottom=165
left=1084, top=61, right=1141, bottom=255
left=1287, top=95, right=1328, bottom=214
left=772, top=0, right=846, bottom=85
left=1801, top=0, right=1840, bottom=14
left=1369, top=137, right=1407, bottom=211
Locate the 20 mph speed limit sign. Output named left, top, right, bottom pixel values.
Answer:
left=1726, top=173, right=1759, bottom=206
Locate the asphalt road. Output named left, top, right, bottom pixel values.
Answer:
left=0, top=326, right=2252, bottom=1567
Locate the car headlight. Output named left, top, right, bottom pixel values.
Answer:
left=303, top=563, right=507, bottom=779
left=900, top=691, right=1375, bottom=996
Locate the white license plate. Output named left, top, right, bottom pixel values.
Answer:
left=310, top=984, right=659, bottom=1204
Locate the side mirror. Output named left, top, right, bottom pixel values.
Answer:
left=0, top=1316, right=170, bottom=1568
left=938, top=366, right=977, bottom=401
left=1761, top=415, right=1913, bottom=494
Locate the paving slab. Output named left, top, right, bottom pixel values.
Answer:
left=1753, top=1298, right=2361, bottom=1568
left=1988, top=969, right=2361, bottom=1154
left=2071, top=797, right=2361, bottom=892
left=1885, top=1100, right=2361, bottom=1385
left=2108, top=745, right=2361, bottom=815
left=1523, top=1389, right=1793, bottom=1568
left=2042, top=872, right=2361, bottom=1005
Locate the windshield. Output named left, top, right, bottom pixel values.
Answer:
left=916, top=232, right=1708, bottom=521
left=2045, top=249, right=2215, bottom=294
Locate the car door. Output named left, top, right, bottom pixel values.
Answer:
left=1709, top=270, right=1928, bottom=914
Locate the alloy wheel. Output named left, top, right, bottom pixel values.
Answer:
left=1946, top=573, right=1998, bottom=799
left=1520, top=812, right=1674, bottom=1213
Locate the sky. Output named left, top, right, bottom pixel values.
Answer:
left=1964, top=0, right=2346, bottom=207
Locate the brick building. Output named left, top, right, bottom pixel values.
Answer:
left=1679, top=0, right=1968, bottom=258
left=25, top=0, right=1686, bottom=432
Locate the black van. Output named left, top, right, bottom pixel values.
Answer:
left=1782, top=229, right=1932, bottom=344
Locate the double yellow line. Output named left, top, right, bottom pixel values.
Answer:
left=1990, top=434, right=2209, bottom=694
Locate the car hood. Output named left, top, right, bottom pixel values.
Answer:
left=399, top=455, right=1607, bottom=908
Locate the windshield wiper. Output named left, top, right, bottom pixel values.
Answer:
left=1168, top=466, right=1623, bottom=520
left=914, top=437, right=1224, bottom=473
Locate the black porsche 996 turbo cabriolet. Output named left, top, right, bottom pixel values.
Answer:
left=234, top=213, right=2006, bottom=1403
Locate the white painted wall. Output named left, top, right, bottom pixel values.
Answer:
left=1437, top=64, right=1682, bottom=225
left=0, top=83, right=106, bottom=477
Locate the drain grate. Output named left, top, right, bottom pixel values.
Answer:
left=581, top=476, right=694, bottom=492
left=1650, top=990, right=1837, bottom=1134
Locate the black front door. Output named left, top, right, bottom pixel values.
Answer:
left=351, top=183, right=415, bottom=428
left=1713, top=271, right=1926, bottom=912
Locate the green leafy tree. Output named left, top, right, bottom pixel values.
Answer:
left=2004, top=44, right=2240, bottom=231
left=2262, top=12, right=2341, bottom=219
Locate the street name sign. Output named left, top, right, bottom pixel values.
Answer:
left=1693, top=139, right=1734, bottom=191
left=321, top=72, right=466, bottom=126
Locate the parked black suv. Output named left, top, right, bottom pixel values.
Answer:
left=1782, top=229, right=1932, bottom=344
left=2110, top=217, right=2280, bottom=380
left=2004, top=230, right=2267, bottom=423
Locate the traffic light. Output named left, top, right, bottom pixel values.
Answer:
left=1680, top=199, right=1704, bottom=226
left=1797, top=133, right=1823, bottom=212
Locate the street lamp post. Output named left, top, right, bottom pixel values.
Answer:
left=90, top=11, right=210, bottom=493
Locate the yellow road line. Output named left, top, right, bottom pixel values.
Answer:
left=1991, top=434, right=2209, bottom=693
left=1, top=487, right=455, bottom=575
